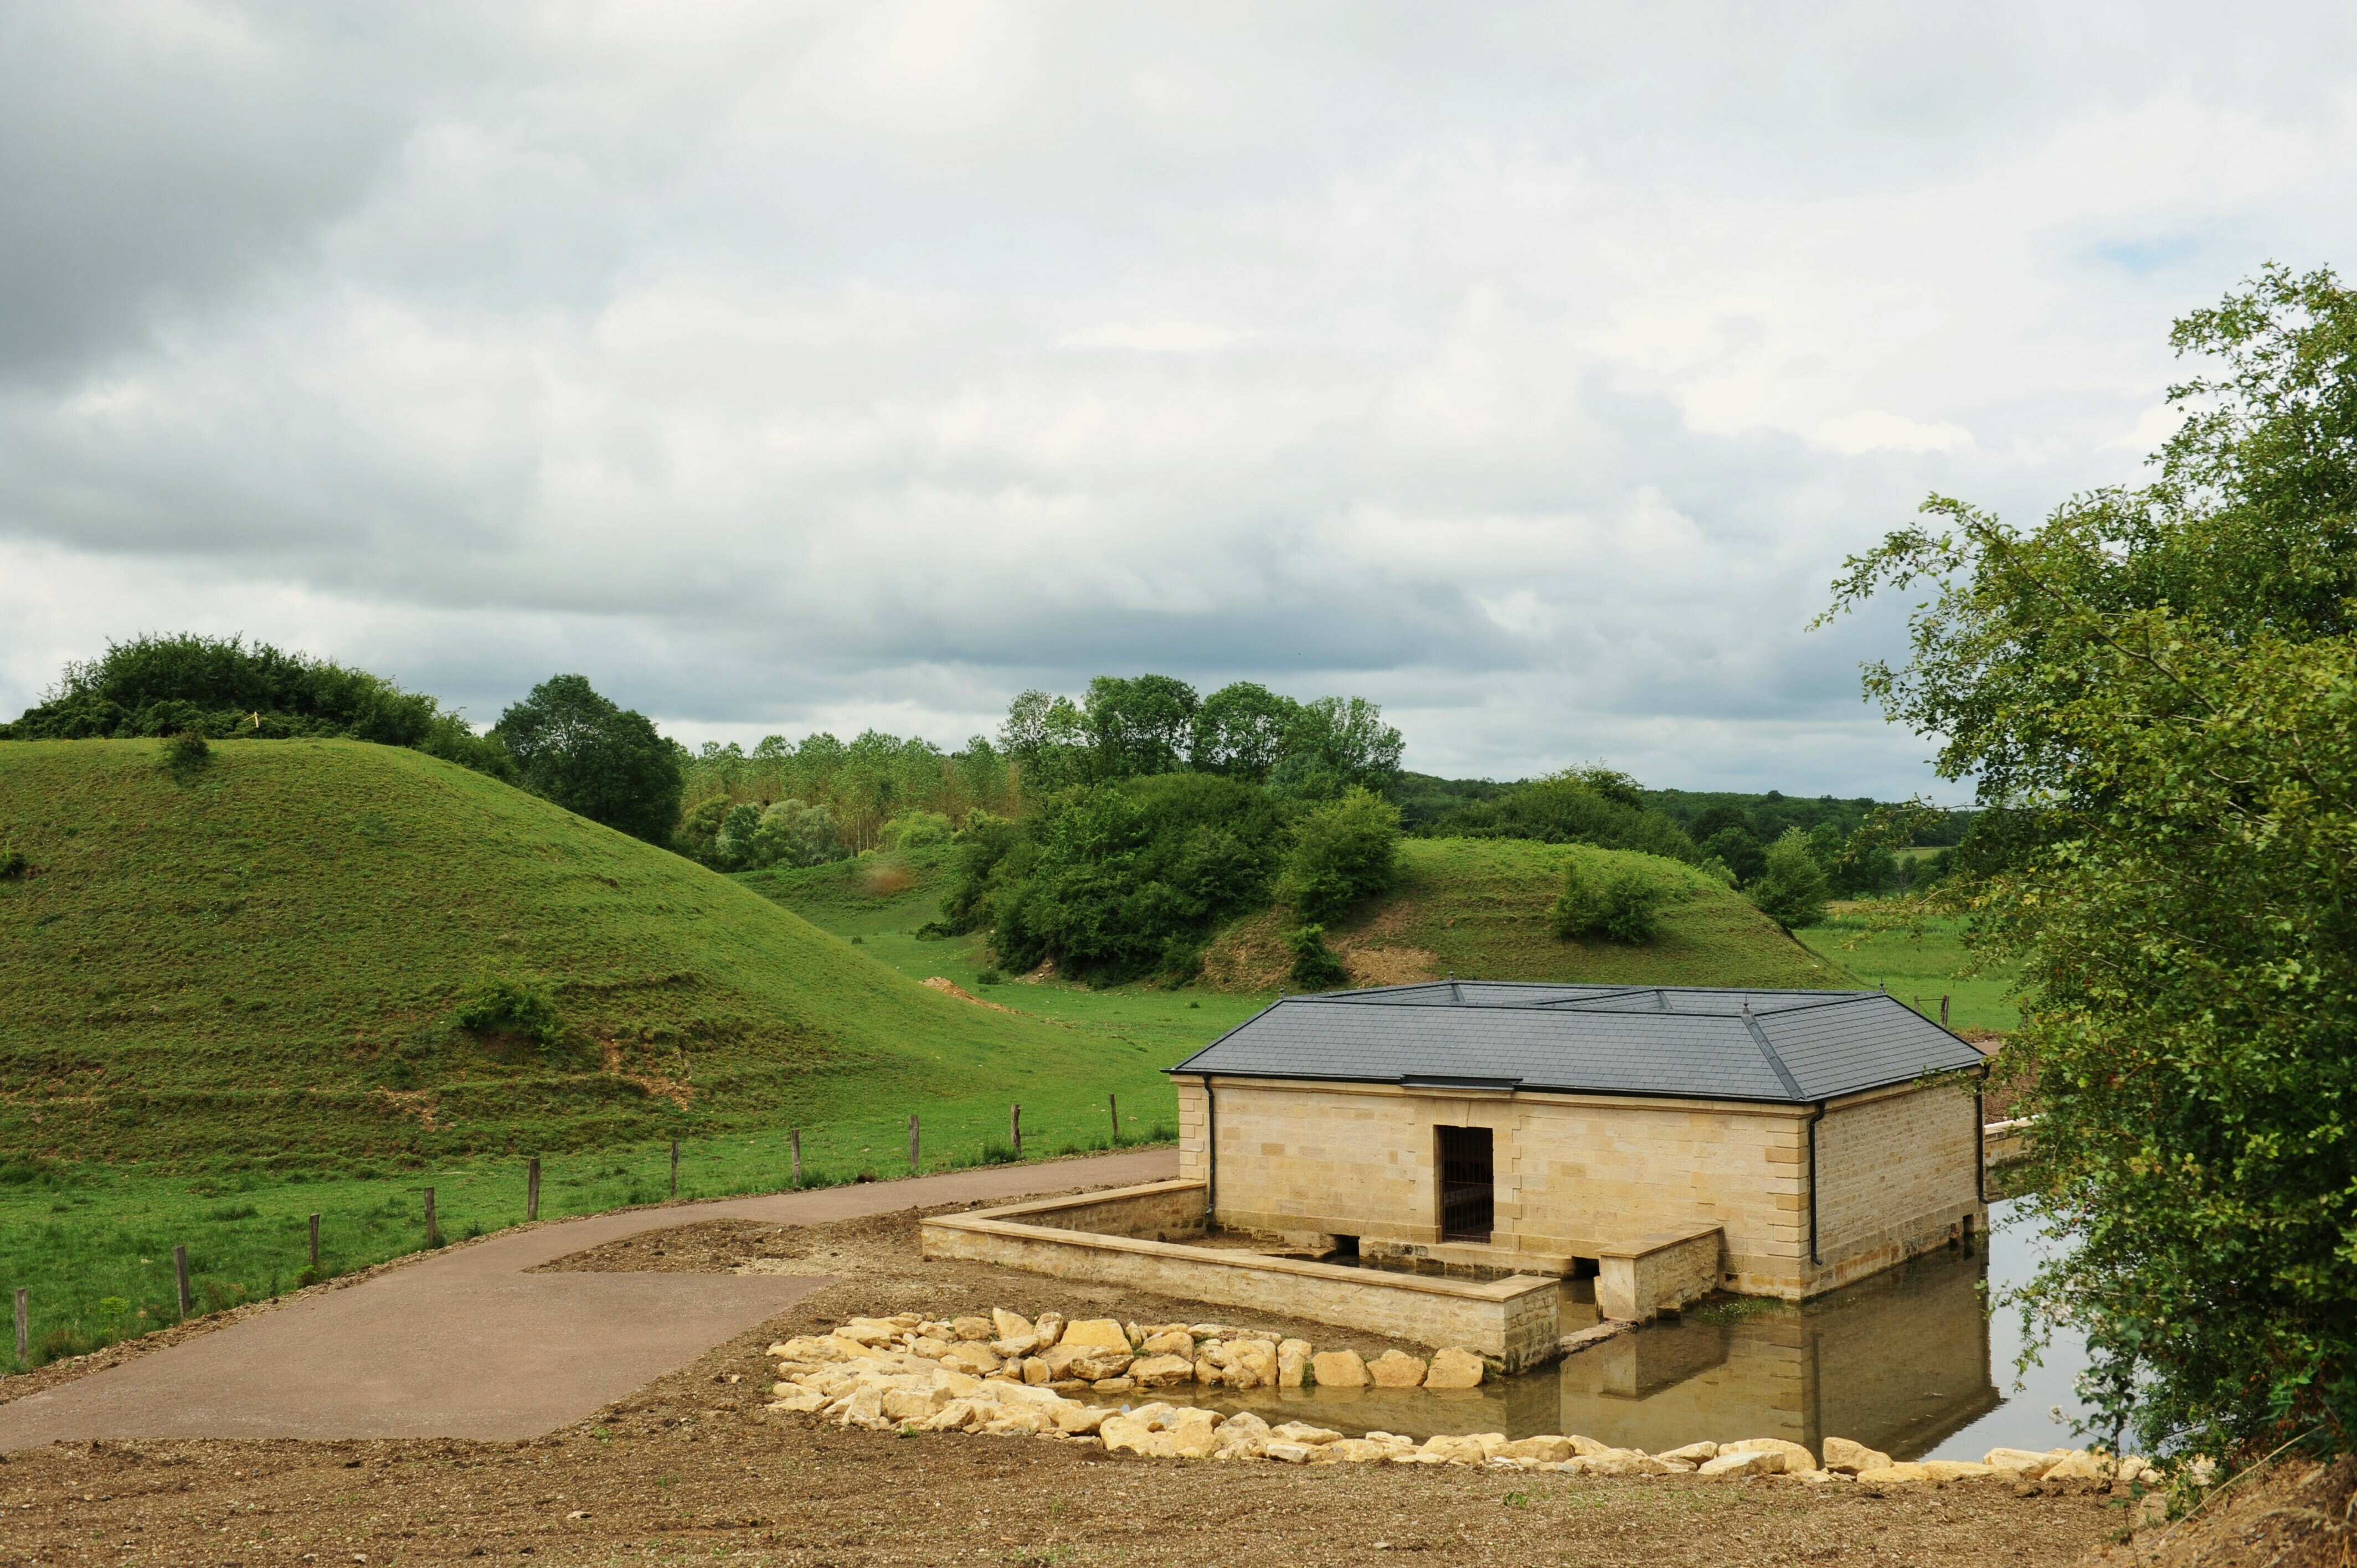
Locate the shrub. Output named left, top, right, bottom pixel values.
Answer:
left=713, top=802, right=763, bottom=868
left=452, top=977, right=562, bottom=1049
left=1750, top=829, right=1830, bottom=930
left=1551, top=858, right=1665, bottom=943
left=751, top=799, right=851, bottom=868
left=1285, top=924, right=1350, bottom=990
left=162, top=730, right=212, bottom=781
left=1280, top=787, right=1402, bottom=923
left=975, top=967, right=1002, bottom=986
left=879, top=809, right=953, bottom=849
left=0, top=850, right=27, bottom=880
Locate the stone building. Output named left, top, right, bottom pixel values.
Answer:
left=1167, top=981, right=1988, bottom=1301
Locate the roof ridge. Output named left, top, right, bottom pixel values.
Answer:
left=1740, top=1009, right=1809, bottom=1101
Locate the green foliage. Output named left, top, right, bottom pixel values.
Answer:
left=1421, top=767, right=1700, bottom=862
left=452, top=977, right=562, bottom=1049
left=999, top=676, right=1403, bottom=797
left=1280, top=787, right=1402, bottom=922
left=1749, top=829, right=1830, bottom=930
left=1284, top=924, right=1350, bottom=990
left=958, top=772, right=1284, bottom=984
left=1, top=633, right=514, bottom=783
left=0, top=851, right=26, bottom=880
left=161, top=730, right=212, bottom=782
left=1820, top=264, right=2357, bottom=1458
left=492, top=674, right=683, bottom=845
left=1699, top=824, right=1766, bottom=884
left=879, top=810, right=952, bottom=849
left=1550, top=859, right=1665, bottom=944
left=0, top=739, right=1172, bottom=1165
left=679, top=730, right=1003, bottom=856
left=750, top=799, right=850, bottom=869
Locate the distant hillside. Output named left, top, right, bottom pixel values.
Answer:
left=1202, top=837, right=1850, bottom=991
left=0, top=740, right=1150, bottom=1166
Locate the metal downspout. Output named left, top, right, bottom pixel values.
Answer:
left=1203, top=1075, right=1218, bottom=1220
left=1975, top=1072, right=1987, bottom=1205
left=1806, top=1103, right=1825, bottom=1267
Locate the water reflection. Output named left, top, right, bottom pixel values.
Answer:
left=1142, top=1199, right=2091, bottom=1460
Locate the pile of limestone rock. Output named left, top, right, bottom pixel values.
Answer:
left=761, top=1310, right=2158, bottom=1499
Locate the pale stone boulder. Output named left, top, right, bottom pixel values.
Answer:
left=1852, top=1463, right=1932, bottom=1488
left=1140, top=1328, right=1196, bottom=1358
left=1187, top=1322, right=1230, bottom=1337
left=833, top=1322, right=898, bottom=1347
left=1497, top=1436, right=1574, bottom=1463
left=1052, top=1404, right=1111, bottom=1436
left=920, top=1399, right=986, bottom=1431
left=1313, top=1439, right=1396, bottom=1463
left=1059, top=1318, right=1133, bottom=1352
left=1577, top=1448, right=1678, bottom=1477
left=1367, top=1350, right=1428, bottom=1388
left=1310, top=1349, right=1367, bottom=1388
left=1277, top=1338, right=1311, bottom=1388
left=950, top=1316, right=995, bottom=1341
left=991, top=1334, right=1041, bottom=1358
left=1192, top=1355, right=1224, bottom=1387
left=1129, top=1354, right=1196, bottom=1389
left=1031, top=1312, right=1065, bottom=1349
left=1099, top=1415, right=1174, bottom=1458
left=982, top=1407, right=1048, bottom=1436
left=2041, top=1450, right=2115, bottom=1485
left=1983, top=1447, right=2066, bottom=1479
left=1699, top=1449, right=1782, bottom=1479
left=1923, top=1461, right=1998, bottom=1482
left=1265, top=1441, right=1314, bottom=1463
left=880, top=1386, right=951, bottom=1423
left=837, top=1388, right=890, bottom=1429
left=1721, top=1438, right=1818, bottom=1474
left=937, top=1343, right=1002, bottom=1376
left=1423, top=1347, right=1486, bottom=1390
left=1042, top=1343, right=1133, bottom=1382
left=764, top=1388, right=828, bottom=1414
left=1421, top=1433, right=1506, bottom=1464
left=1212, top=1412, right=1273, bottom=1456
left=991, top=1308, right=1034, bottom=1340
left=1270, top=1421, right=1344, bottom=1445
left=1091, top=1376, right=1135, bottom=1394
left=1655, top=1441, right=1717, bottom=1466
left=1821, top=1437, right=1890, bottom=1474
left=909, top=1336, right=950, bottom=1360
left=1165, top=1413, right=1224, bottom=1458
left=1021, top=1358, right=1052, bottom=1385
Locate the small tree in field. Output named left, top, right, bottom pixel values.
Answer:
left=1749, top=830, right=1829, bottom=930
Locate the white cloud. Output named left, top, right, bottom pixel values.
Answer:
left=4, top=2, right=2355, bottom=797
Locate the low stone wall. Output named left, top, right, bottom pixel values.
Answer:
left=765, top=1309, right=2158, bottom=1510
left=980, top=1180, right=1209, bottom=1242
left=1597, top=1225, right=1722, bottom=1323
left=921, top=1182, right=1562, bottom=1372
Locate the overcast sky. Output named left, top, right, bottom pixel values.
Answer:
left=4, top=3, right=2353, bottom=797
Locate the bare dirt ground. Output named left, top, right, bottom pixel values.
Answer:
left=0, top=1203, right=2144, bottom=1567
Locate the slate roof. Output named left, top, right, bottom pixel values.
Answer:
left=1166, top=982, right=1986, bottom=1105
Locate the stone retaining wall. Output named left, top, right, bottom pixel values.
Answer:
left=1596, top=1225, right=1722, bottom=1323
left=920, top=1181, right=1562, bottom=1372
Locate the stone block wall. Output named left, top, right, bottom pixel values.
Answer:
left=1001, top=1182, right=1208, bottom=1242
left=1596, top=1226, right=1723, bottom=1323
left=1813, top=1085, right=1984, bottom=1291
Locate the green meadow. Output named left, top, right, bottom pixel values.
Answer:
left=1794, top=907, right=2020, bottom=1033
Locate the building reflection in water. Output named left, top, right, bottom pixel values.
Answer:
left=1149, top=1237, right=1997, bottom=1459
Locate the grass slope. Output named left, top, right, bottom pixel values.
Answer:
left=1795, top=907, right=2020, bottom=1034
left=0, top=740, right=1172, bottom=1168
left=1205, top=838, right=1849, bottom=991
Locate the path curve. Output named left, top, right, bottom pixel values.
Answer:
left=0, top=1148, right=1177, bottom=1448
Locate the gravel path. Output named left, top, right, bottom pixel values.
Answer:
left=0, top=1148, right=1176, bottom=1448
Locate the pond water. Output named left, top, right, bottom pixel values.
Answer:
left=1140, top=1199, right=2094, bottom=1461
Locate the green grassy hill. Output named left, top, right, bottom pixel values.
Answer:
left=1205, top=837, right=1850, bottom=991
left=0, top=740, right=1170, bottom=1168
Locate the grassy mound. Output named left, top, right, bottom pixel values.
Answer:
left=0, top=740, right=1164, bottom=1167
left=1202, top=837, right=1849, bottom=991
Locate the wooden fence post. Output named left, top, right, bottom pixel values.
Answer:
left=424, top=1188, right=438, bottom=1247
left=13, top=1287, right=25, bottom=1366
left=527, top=1157, right=540, bottom=1223
left=909, top=1115, right=920, bottom=1175
left=1108, top=1093, right=1119, bottom=1144
left=1940, top=995, right=1951, bottom=1027
left=790, top=1128, right=802, bottom=1188
left=1011, top=1103, right=1022, bottom=1160
left=307, top=1213, right=320, bottom=1271
left=173, top=1245, right=192, bottom=1317
left=670, top=1139, right=680, bottom=1199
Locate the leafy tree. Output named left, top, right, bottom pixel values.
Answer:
left=1268, top=695, right=1406, bottom=799
left=1083, top=674, right=1200, bottom=779
left=879, top=809, right=953, bottom=849
left=949, top=773, right=1283, bottom=983
left=752, top=799, right=851, bottom=868
left=1190, top=682, right=1300, bottom=778
left=1551, top=858, right=1666, bottom=943
left=999, top=689, right=1091, bottom=790
left=1819, top=264, right=2357, bottom=1459
left=1687, top=803, right=1753, bottom=844
left=713, top=802, right=763, bottom=868
left=1699, top=824, right=1767, bottom=884
left=1280, top=787, right=1403, bottom=923
left=2, top=632, right=513, bottom=780
left=1748, top=829, right=1829, bottom=930
left=1443, top=770, right=1702, bottom=863
left=492, top=675, right=683, bottom=845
